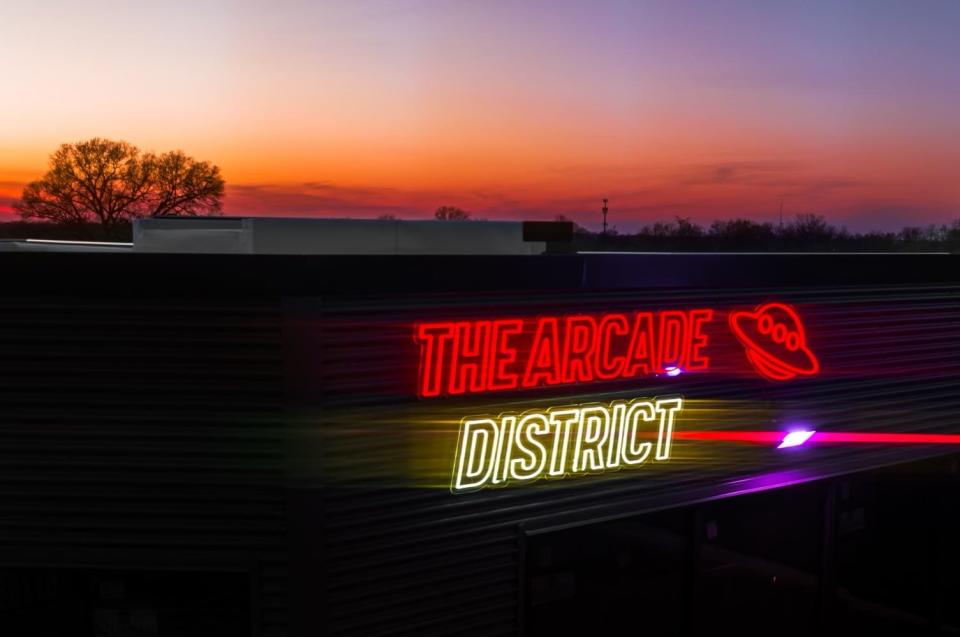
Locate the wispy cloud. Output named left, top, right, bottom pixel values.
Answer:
left=678, top=160, right=800, bottom=187
left=225, top=183, right=441, bottom=218
left=676, top=160, right=866, bottom=194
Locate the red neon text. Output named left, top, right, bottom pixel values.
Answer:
left=416, top=309, right=714, bottom=398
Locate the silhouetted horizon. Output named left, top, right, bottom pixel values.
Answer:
left=4, top=213, right=958, bottom=252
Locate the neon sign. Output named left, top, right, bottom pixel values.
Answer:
left=416, top=309, right=713, bottom=397
left=452, top=396, right=683, bottom=493
left=729, top=303, right=820, bottom=380
left=416, top=303, right=818, bottom=397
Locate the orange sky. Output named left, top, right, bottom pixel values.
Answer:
left=1, top=0, right=957, bottom=230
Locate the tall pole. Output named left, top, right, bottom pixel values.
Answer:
left=602, top=198, right=609, bottom=236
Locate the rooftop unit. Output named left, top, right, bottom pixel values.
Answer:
left=132, top=217, right=570, bottom=255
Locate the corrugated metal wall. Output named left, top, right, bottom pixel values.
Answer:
left=0, top=298, right=288, bottom=636
left=295, top=282, right=960, bottom=636
left=2, top=252, right=957, bottom=636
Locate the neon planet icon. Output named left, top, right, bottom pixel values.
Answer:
left=729, top=302, right=820, bottom=381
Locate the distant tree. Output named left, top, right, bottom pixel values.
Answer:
left=434, top=205, right=471, bottom=221
left=709, top=218, right=776, bottom=247
left=672, top=216, right=704, bottom=239
left=13, top=138, right=224, bottom=237
left=856, top=231, right=898, bottom=251
left=945, top=220, right=960, bottom=251
left=567, top=212, right=956, bottom=253
left=377, top=213, right=399, bottom=220
left=781, top=213, right=836, bottom=243
left=642, top=216, right=703, bottom=239
left=14, top=139, right=149, bottom=235
left=149, top=150, right=224, bottom=217
left=898, top=224, right=943, bottom=244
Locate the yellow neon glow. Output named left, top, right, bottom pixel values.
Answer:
left=451, top=395, right=683, bottom=493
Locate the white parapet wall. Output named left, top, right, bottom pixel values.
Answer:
left=133, top=217, right=545, bottom=255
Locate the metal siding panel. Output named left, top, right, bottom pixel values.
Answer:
left=0, top=299, right=288, bottom=636
left=301, top=282, right=960, bottom=635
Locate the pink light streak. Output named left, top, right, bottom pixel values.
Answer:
left=674, top=431, right=960, bottom=447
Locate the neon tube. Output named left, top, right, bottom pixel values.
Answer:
left=673, top=431, right=960, bottom=446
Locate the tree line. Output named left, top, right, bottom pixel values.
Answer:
left=565, top=213, right=960, bottom=252
left=415, top=208, right=960, bottom=252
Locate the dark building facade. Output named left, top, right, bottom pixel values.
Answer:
left=2, top=251, right=959, bottom=635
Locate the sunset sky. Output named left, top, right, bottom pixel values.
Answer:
left=1, top=0, right=957, bottom=231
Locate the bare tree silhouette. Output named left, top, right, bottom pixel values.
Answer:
left=13, top=138, right=224, bottom=237
left=149, top=150, right=224, bottom=217
left=434, top=205, right=471, bottom=221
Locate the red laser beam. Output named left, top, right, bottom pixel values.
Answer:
left=674, top=431, right=960, bottom=445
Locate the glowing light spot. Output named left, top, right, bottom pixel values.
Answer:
left=778, top=430, right=816, bottom=449
left=665, top=366, right=682, bottom=377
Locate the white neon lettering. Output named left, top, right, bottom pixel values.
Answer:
left=453, top=418, right=499, bottom=492
left=548, top=408, right=578, bottom=477
left=510, top=413, right=550, bottom=482
left=655, top=397, right=683, bottom=460
left=620, top=401, right=654, bottom=465
left=574, top=405, right=610, bottom=473
left=450, top=396, right=683, bottom=493
left=490, top=415, right=515, bottom=485
left=605, top=402, right=627, bottom=469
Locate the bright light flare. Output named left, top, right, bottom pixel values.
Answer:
left=777, top=430, right=816, bottom=449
